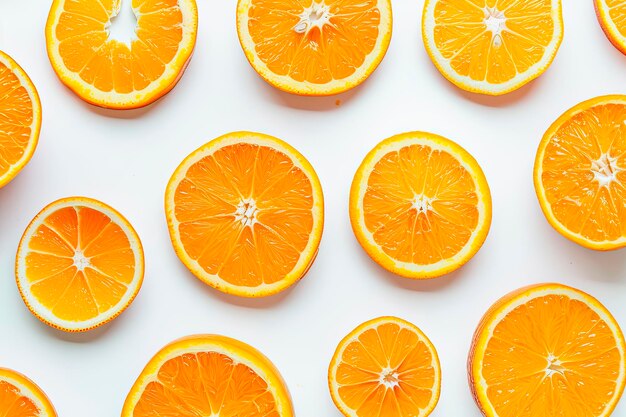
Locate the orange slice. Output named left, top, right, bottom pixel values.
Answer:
left=236, top=0, right=392, bottom=95
left=122, top=334, right=294, bottom=417
left=45, top=0, right=198, bottom=109
left=328, top=316, right=441, bottom=417
left=0, top=51, right=41, bottom=188
left=595, top=0, right=626, bottom=55
left=350, top=132, right=491, bottom=279
left=469, top=283, right=626, bottom=417
left=534, top=95, right=626, bottom=250
left=0, top=368, right=57, bottom=417
left=15, top=197, right=144, bottom=332
left=165, top=131, right=324, bottom=297
left=422, top=0, right=564, bottom=95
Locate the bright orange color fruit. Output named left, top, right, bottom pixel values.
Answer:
left=469, top=283, right=626, bottom=417
left=236, top=0, right=392, bottom=95
left=122, top=335, right=294, bottom=417
left=0, top=51, right=41, bottom=188
left=45, top=0, right=198, bottom=109
left=15, top=197, right=144, bottom=332
left=350, top=132, right=491, bottom=279
left=0, top=368, right=57, bottom=417
left=328, top=316, right=441, bottom=417
left=165, top=131, right=324, bottom=297
left=595, top=0, right=626, bottom=55
left=535, top=95, right=626, bottom=250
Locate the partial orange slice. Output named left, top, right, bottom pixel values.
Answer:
left=122, top=334, right=294, bottom=417
left=45, top=0, right=198, bottom=109
left=350, top=132, right=491, bottom=279
left=0, top=51, right=41, bottom=188
left=15, top=197, right=144, bottom=332
left=596, top=0, right=626, bottom=55
left=328, top=316, right=441, bottom=417
left=469, top=283, right=626, bottom=417
left=165, top=131, right=324, bottom=297
left=236, top=0, right=392, bottom=95
left=422, top=0, right=564, bottom=95
left=0, top=368, right=57, bottom=417
left=534, top=95, right=626, bottom=250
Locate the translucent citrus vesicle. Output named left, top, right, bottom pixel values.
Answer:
left=595, top=0, right=626, bottom=55
left=0, top=368, right=57, bottom=417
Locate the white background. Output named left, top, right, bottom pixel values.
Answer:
left=1, top=1, right=626, bottom=416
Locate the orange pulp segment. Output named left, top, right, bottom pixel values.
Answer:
left=595, top=0, right=626, bottom=55
left=0, top=368, right=57, bottom=417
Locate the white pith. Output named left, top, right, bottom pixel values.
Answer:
left=484, top=7, right=506, bottom=48
left=0, top=373, right=54, bottom=417
left=592, top=153, right=622, bottom=187
left=106, top=0, right=138, bottom=45
left=596, top=0, right=626, bottom=51
left=294, top=1, right=333, bottom=35
left=234, top=198, right=259, bottom=227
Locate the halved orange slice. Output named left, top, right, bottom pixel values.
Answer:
left=350, top=132, right=491, bottom=279
left=0, top=368, right=57, bottom=417
left=45, top=0, right=198, bottom=109
left=469, top=283, right=626, bottom=417
left=122, top=335, right=294, bottom=417
left=422, top=0, right=564, bottom=95
left=15, top=197, right=144, bottom=332
left=596, top=0, right=626, bottom=55
left=165, top=131, right=324, bottom=297
left=236, top=0, right=392, bottom=95
left=0, top=50, right=41, bottom=188
left=328, top=316, right=441, bottom=417
left=534, top=95, right=626, bottom=250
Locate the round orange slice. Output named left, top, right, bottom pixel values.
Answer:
left=350, top=132, right=491, bottom=279
left=595, top=0, right=626, bottom=55
left=122, top=334, right=294, bottom=416
left=0, top=51, right=41, bottom=188
left=469, top=283, right=626, bottom=417
left=534, top=95, right=626, bottom=250
left=45, top=0, right=198, bottom=109
left=15, top=197, right=144, bottom=332
left=165, top=131, right=324, bottom=297
left=236, top=0, right=392, bottom=95
left=422, top=0, right=564, bottom=95
left=328, top=316, right=441, bottom=417
left=0, top=368, right=57, bottom=417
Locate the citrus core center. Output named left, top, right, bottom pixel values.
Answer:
left=411, top=195, right=434, bottom=214
left=591, top=153, right=621, bottom=187
left=73, top=250, right=91, bottom=271
left=380, top=368, right=400, bottom=389
left=235, top=198, right=258, bottom=227
left=107, top=0, right=138, bottom=45
left=484, top=7, right=506, bottom=47
left=294, top=2, right=332, bottom=35
left=546, top=354, right=565, bottom=377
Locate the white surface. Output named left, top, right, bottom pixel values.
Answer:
left=0, top=1, right=625, bottom=416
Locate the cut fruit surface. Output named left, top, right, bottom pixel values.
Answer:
left=469, top=283, right=626, bottom=417
left=595, top=0, right=626, bottom=55
left=122, top=335, right=294, bottom=417
left=15, top=197, right=144, bottom=332
left=328, top=316, right=441, bottom=417
left=534, top=95, right=626, bottom=250
left=0, top=51, right=41, bottom=188
left=422, top=0, right=563, bottom=95
left=165, top=131, right=324, bottom=297
left=350, top=132, right=491, bottom=279
left=45, top=0, right=198, bottom=109
left=236, top=0, right=392, bottom=95
left=0, top=368, right=57, bottom=417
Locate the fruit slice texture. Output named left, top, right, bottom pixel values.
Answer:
left=122, top=335, right=294, bottom=417
left=328, top=316, right=441, bottom=417
left=535, top=95, right=626, bottom=250
left=0, top=51, right=41, bottom=188
left=237, top=0, right=392, bottom=95
left=45, top=0, right=198, bottom=109
left=350, top=132, right=491, bottom=279
left=595, top=0, right=626, bottom=55
left=165, top=131, right=324, bottom=297
left=422, top=0, right=563, bottom=95
left=15, top=197, right=144, bottom=332
left=0, top=368, right=57, bottom=417
left=469, top=283, right=626, bottom=417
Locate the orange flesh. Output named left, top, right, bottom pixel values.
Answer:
left=25, top=206, right=135, bottom=321
left=481, top=294, right=622, bottom=416
left=605, top=0, right=626, bottom=37
left=363, top=145, right=479, bottom=265
left=174, top=143, right=314, bottom=287
left=540, top=102, right=626, bottom=242
left=133, top=351, right=279, bottom=417
left=247, top=0, right=381, bottom=83
left=0, top=380, right=41, bottom=417
left=335, top=322, right=436, bottom=417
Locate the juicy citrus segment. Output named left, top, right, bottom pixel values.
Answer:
left=45, top=0, right=198, bottom=109
left=595, top=0, right=626, bottom=55
left=0, top=51, right=41, bottom=188
left=165, top=131, right=324, bottom=297
left=534, top=95, right=626, bottom=250
left=329, top=316, right=441, bottom=417
left=0, top=368, right=57, bottom=417
left=122, top=335, right=294, bottom=417
left=15, top=197, right=144, bottom=332
left=422, top=0, right=563, bottom=95
left=350, top=132, right=491, bottom=279
left=469, top=283, right=626, bottom=417
left=237, top=0, right=392, bottom=95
